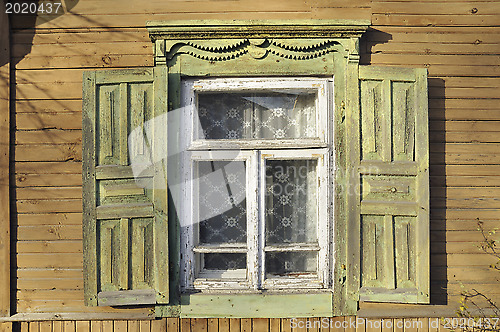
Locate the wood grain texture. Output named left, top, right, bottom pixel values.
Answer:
left=6, top=0, right=500, bottom=319
left=0, top=0, right=9, bottom=318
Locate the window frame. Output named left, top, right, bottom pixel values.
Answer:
left=80, top=20, right=429, bottom=317
left=147, top=19, right=374, bottom=316
left=181, top=150, right=258, bottom=291
left=178, top=77, right=334, bottom=292
left=182, top=77, right=331, bottom=150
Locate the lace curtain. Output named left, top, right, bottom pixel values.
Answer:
left=197, top=92, right=317, bottom=140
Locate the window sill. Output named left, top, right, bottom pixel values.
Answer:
left=177, top=292, right=333, bottom=318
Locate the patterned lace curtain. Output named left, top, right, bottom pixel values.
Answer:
left=265, top=159, right=318, bottom=275
left=197, top=92, right=317, bottom=140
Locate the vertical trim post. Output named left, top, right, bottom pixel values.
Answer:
left=0, top=1, right=10, bottom=317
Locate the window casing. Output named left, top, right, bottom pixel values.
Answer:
left=179, top=78, right=333, bottom=291
left=81, top=20, right=429, bottom=315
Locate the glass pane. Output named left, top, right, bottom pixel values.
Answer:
left=197, top=92, right=317, bottom=140
left=203, top=253, right=246, bottom=270
left=196, top=160, right=247, bottom=244
left=265, top=159, right=318, bottom=244
left=266, top=252, right=317, bottom=275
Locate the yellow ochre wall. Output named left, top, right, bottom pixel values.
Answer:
left=2, top=0, right=500, bottom=329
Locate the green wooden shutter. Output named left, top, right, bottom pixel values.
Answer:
left=82, top=68, right=169, bottom=306
left=347, top=66, right=429, bottom=305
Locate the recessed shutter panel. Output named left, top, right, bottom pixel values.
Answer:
left=353, top=66, right=429, bottom=304
left=82, top=68, right=168, bottom=306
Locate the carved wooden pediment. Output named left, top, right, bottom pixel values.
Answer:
left=146, top=20, right=370, bottom=62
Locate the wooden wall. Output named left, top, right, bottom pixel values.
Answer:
left=6, top=0, right=500, bottom=320
left=3, top=318, right=463, bottom=332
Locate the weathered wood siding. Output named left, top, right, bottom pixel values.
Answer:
left=1, top=318, right=468, bottom=332
left=7, top=0, right=500, bottom=319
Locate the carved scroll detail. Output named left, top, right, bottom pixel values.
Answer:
left=165, top=38, right=340, bottom=61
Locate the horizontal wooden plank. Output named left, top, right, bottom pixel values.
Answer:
left=430, top=120, right=500, bottom=132
left=15, top=173, right=82, bottom=187
left=16, top=187, right=82, bottom=200
left=17, top=240, right=82, bottom=253
left=429, top=110, right=500, bottom=121
left=430, top=132, right=500, bottom=143
left=366, top=30, right=500, bottom=44
left=431, top=230, right=495, bottom=242
left=13, top=0, right=372, bottom=22
left=11, top=12, right=322, bottom=31
left=430, top=254, right=498, bottom=267
left=98, top=290, right=156, bottom=306
left=15, top=54, right=152, bottom=70
left=430, top=153, right=500, bottom=165
left=16, top=162, right=81, bottom=174
left=431, top=77, right=500, bottom=88
left=50, top=0, right=316, bottom=15
left=366, top=42, right=500, bottom=55
left=16, top=69, right=85, bottom=85
left=367, top=54, right=500, bottom=66
left=17, top=268, right=83, bottom=279
left=15, top=145, right=82, bottom=162
left=15, top=100, right=81, bottom=113
left=430, top=165, right=500, bottom=176
left=430, top=219, right=500, bottom=231
left=15, top=299, right=152, bottom=313
left=431, top=241, right=487, bottom=254
left=310, top=7, right=372, bottom=20
left=430, top=176, right=500, bottom=187
left=426, top=65, right=500, bottom=77
left=17, top=213, right=82, bottom=226
left=16, top=199, right=82, bottom=213
left=430, top=197, right=500, bottom=209
left=17, top=225, right=82, bottom=240
left=429, top=99, right=500, bottom=109
left=430, top=87, right=500, bottom=99
left=429, top=143, right=500, bottom=154
left=433, top=267, right=500, bottom=282
left=16, top=130, right=82, bottom=145
left=431, top=187, right=500, bottom=198
left=182, top=294, right=332, bottom=318
left=431, top=253, right=497, bottom=266
left=15, top=83, right=83, bottom=100
left=431, top=208, right=500, bottom=220
left=372, top=13, right=500, bottom=26
left=16, top=113, right=82, bottom=130
left=12, top=41, right=151, bottom=59
left=12, top=28, right=149, bottom=44
left=372, top=2, right=500, bottom=15
left=96, top=204, right=153, bottom=219
left=432, top=283, right=500, bottom=295
left=17, top=253, right=83, bottom=268
left=17, top=278, right=83, bottom=291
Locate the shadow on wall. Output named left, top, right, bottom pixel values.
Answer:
left=359, top=28, right=392, bottom=65
left=2, top=0, right=80, bottom=68
left=427, top=77, right=447, bottom=305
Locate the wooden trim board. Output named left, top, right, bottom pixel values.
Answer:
left=0, top=0, right=10, bottom=318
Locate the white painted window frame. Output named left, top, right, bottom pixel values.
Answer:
left=179, top=77, right=334, bottom=292
left=183, top=150, right=259, bottom=291
left=259, top=149, right=329, bottom=290
left=182, top=77, right=329, bottom=150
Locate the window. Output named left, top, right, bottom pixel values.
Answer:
left=179, top=78, right=332, bottom=291
left=81, top=20, right=430, bottom=316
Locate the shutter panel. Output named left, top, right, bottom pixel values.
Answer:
left=352, top=66, right=429, bottom=304
left=82, top=68, right=169, bottom=306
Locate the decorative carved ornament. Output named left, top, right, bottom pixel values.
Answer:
left=146, top=20, right=370, bottom=62
left=166, top=38, right=341, bottom=61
